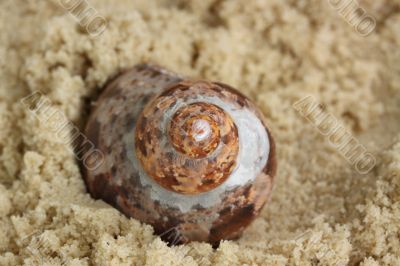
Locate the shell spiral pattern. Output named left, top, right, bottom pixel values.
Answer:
left=82, top=64, right=277, bottom=245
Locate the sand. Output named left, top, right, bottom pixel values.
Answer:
left=0, top=0, right=399, bottom=265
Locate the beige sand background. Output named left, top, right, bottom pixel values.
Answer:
left=0, top=0, right=399, bottom=265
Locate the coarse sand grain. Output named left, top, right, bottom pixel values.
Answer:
left=0, top=0, right=400, bottom=265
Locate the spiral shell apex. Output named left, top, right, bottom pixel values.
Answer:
left=82, top=64, right=277, bottom=245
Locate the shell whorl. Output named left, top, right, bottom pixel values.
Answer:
left=135, top=81, right=240, bottom=194
left=82, top=64, right=276, bottom=245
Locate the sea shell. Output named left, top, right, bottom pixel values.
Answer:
left=81, top=64, right=277, bottom=245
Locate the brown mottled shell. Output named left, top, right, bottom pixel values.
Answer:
left=82, top=64, right=277, bottom=246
